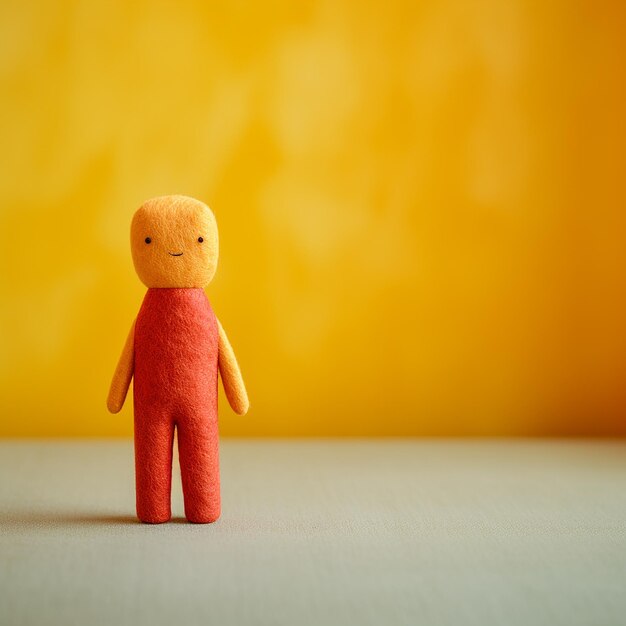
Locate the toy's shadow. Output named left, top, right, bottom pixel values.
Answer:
left=0, top=511, right=190, bottom=529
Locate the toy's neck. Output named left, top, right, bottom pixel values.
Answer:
left=144, top=287, right=208, bottom=303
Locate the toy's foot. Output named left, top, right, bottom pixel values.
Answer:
left=186, top=510, right=220, bottom=524
left=138, top=515, right=171, bottom=524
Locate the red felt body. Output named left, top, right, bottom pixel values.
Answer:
left=133, top=288, right=220, bottom=523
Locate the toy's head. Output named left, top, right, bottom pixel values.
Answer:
left=131, top=195, right=219, bottom=288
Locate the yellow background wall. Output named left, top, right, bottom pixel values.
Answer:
left=1, top=1, right=625, bottom=436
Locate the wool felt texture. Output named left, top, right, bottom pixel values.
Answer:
left=131, top=195, right=219, bottom=289
left=107, top=320, right=135, bottom=414
left=106, top=195, right=249, bottom=524
left=218, top=320, right=249, bottom=416
left=134, top=288, right=220, bottom=524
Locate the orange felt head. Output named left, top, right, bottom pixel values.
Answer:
left=131, top=195, right=219, bottom=288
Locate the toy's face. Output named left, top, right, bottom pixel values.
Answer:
left=131, top=195, right=219, bottom=288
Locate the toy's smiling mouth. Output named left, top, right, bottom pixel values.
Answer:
left=168, top=252, right=184, bottom=257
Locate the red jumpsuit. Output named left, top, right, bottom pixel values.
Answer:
left=133, top=288, right=220, bottom=523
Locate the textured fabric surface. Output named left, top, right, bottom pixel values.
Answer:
left=107, top=319, right=135, bottom=414
left=217, top=319, right=249, bottom=416
left=134, top=288, right=220, bottom=523
left=131, top=195, right=219, bottom=289
left=1, top=440, right=625, bottom=626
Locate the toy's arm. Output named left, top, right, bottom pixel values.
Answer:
left=217, top=318, right=249, bottom=416
left=107, top=320, right=135, bottom=414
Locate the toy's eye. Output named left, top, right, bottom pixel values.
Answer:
left=145, top=237, right=152, bottom=244
left=198, top=237, right=204, bottom=243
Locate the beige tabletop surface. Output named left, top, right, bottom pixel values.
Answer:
left=1, top=439, right=625, bottom=626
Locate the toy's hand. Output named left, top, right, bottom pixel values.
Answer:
left=220, top=357, right=250, bottom=416
left=107, top=386, right=127, bottom=414
left=217, top=319, right=249, bottom=416
left=107, top=320, right=135, bottom=414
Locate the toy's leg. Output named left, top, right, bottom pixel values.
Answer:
left=177, top=415, right=220, bottom=523
left=134, top=410, right=174, bottom=523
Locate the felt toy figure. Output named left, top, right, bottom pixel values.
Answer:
left=106, top=195, right=249, bottom=524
